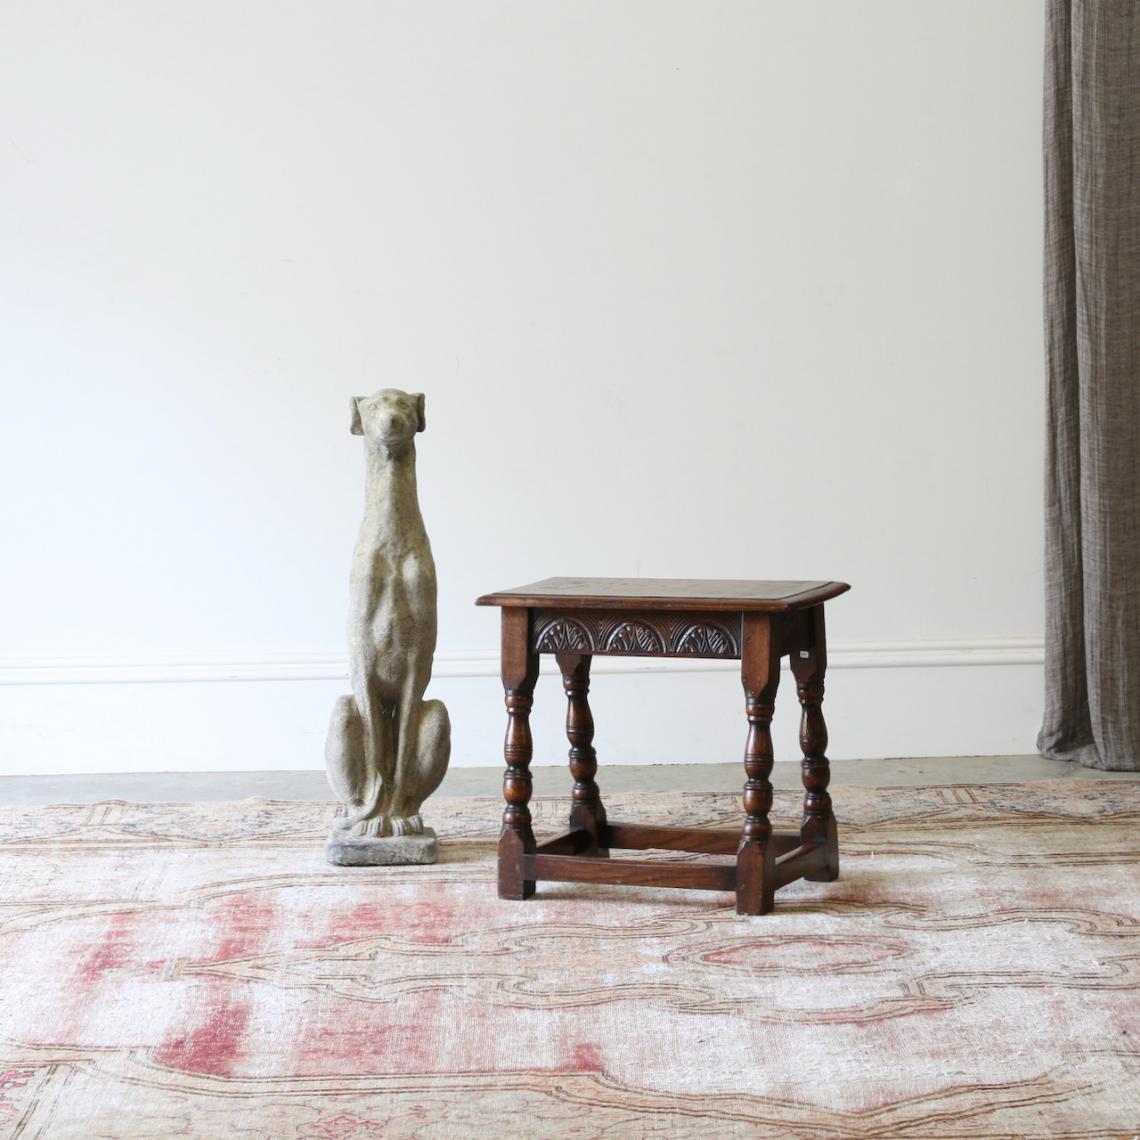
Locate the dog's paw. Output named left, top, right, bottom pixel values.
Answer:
left=388, top=814, right=424, bottom=837
left=340, top=814, right=386, bottom=839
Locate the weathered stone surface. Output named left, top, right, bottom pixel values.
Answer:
left=324, top=388, right=451, bottom=853
left=326, top=827, right=438, bottom=866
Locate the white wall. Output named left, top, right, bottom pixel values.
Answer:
left=0, top=1, right=1046, bottom=776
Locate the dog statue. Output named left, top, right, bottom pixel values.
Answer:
left=325, top=388, right=451, bottom=863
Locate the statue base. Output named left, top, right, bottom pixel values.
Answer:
left=326, top=827, right=438, bottom=866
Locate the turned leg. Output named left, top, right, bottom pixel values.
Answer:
left=499, top=609, right=540, bottom=900
left=555, top=651, right=607, bottom=852
left=737, top=613, right=780, bottom=915
left=791, top=605, right=838, bottom=882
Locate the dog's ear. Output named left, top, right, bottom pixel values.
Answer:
left=349, top=397, right=364, bottom=436
left=412, top=392, right=426, bottom=433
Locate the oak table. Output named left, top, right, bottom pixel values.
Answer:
left=475, top=577, right=850, bottom=915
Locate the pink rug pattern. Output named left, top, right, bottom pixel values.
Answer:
left=1, top=781, right=1138, bottom=1137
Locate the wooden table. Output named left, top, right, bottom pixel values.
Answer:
left=475, top=577, right=850, bottom=915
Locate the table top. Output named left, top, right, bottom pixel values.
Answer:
left=476, top=577, right=850, bottom=613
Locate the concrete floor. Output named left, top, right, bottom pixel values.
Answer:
left=1, top=755, right=1136, bottom=805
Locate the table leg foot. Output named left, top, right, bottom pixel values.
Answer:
left=736, top=839, right=776, bottom=915
left=803, top=815, right=839, bottom=882
left=498, top=829, right=536, bottom=900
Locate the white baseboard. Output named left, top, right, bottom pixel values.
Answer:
left=0, top=637, right=1043, bottom=686
left=0, top=639, right=1045, bottom=776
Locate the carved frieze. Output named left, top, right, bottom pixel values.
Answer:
left=677, top=622, right=735, bottom=656
left=532, top=610, right=741, bottom=659
left=532, top=617, right=591, bottom=652
left=606, top=621, right=666, bottom=654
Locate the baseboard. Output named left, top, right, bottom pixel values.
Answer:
left=0, top=637, right=1044, bottom=686
left=0, top=639, right=1045, bottom=775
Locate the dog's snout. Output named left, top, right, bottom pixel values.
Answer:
left=379, top=411, right=408, bottom=439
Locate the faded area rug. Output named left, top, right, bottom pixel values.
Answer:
left=1, top=782, right=1138, bottom=1138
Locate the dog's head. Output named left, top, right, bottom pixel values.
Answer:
left=350, top=389, right=426, bottom=451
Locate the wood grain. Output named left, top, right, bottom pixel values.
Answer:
left=477, top=577, right=849, bottom=613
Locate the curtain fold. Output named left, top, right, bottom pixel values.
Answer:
left=1038, top=0, right=1140, bottom=770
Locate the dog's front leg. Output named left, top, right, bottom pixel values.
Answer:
left=388, top=674, right=429, bottom=834
left=339, top=669, right=396, bottom=837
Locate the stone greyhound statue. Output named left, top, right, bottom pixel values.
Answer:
left=325, top=388, right=451, bottom=860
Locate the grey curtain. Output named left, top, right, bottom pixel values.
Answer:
left=1038, top=0, right=1140, bottom=770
